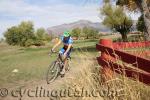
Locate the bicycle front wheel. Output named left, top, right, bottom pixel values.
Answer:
left=65, top=59, right=70, bottom=71
left=46, top=61, right=60, bottom=84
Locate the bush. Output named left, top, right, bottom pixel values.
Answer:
left=113, top=38, right=123, bottom=42
left=25, top=39, right=34, bottom=47
left=4, top=21, right=35, bottom=46
left=33, top=40, right=45, bottom=46
left=25, top=39, right=45, bottom=47
left=4, top=21, right=51, bottom=47
left=113, top=34, right=145, bottom=42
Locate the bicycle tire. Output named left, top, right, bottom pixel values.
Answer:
left=46, top=61, right=60, bottom=84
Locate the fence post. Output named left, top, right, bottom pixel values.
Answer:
left=100, top=39, right=114, bottom=80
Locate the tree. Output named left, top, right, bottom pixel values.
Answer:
left=101, top=2, right=133, bottom=41
left=44, top=33, right=52, bottom=41
left=35, top=28, right=52, bottom=42
left=18, top=21, right=35, bottom=46
left=82, top=27, right=90, bottom=39
left=71, top=28, right=81, bottom=39
left=82, top=27, right=99, bottom=39
left=4, top=21, right=51, bottom=47
left=4, top=26, right=23, bottom=45
left=90, top=28, right=99, bottom=39
left=136, top=14, right=146, bottom=32
left=4, top=21, right=36, bottom=46
left=116, top=0, right=150, bottom=40
left=36, top=28, right=47, bottom=40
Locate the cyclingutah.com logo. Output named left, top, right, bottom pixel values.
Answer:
left=0, top=88, right=8, bottom=97
left=0, top=86, right=126, bottom=100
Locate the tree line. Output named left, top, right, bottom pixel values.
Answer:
left=4, top=21, right=51, bottom=47
left=100, top=0, right=149, bottom=42
left=71, top=27, right=99, bottom=39
left=3, top=21, right=100, bottom=47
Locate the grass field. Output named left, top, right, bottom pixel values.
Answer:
left=0, top=37, right=150, bottom=100
left=0, top=39, right=99, bottom=86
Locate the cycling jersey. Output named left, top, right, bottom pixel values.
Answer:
left=60, top=36, right=73, bottom=45
left=59, top=35, right=73, bottom=57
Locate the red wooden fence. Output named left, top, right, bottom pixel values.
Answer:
left=113, top=41, right=150, bottom=49
left=96, top=39, right=150, bottom=85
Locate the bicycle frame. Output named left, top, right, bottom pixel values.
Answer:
left=57, top=53, right=71, bottom=71
left=49, top=51, right=71, bottom=69
left=57, top=54, right=64, bottom=67
left=46, top=51, right=71, bottom=83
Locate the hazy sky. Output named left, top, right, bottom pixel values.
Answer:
left=0, top=0, right=140, bottom=38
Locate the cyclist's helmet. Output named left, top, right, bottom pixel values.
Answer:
left=63, top=31, right=70, bottom=43
left=63, top=31, right=70, bottom=37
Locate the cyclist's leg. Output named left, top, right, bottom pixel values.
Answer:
left=59, top=47, right=66, bottom=75
left=67, top=47, right=72, bottom=58
left=63, top=48, right=72, bottom=71
left=65, top=48, right=72, bottom=70
left=60, top=47, right=72, bottom=75
left=59, top=47, right=72, bottom=75
left=59, top=48, right=65, bottom=60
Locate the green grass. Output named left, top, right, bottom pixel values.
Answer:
left=0, top=39, right=98, bottom=86
left=1, top=39, right=150, bottom=100
left=0, top=45, right=53, bottom=86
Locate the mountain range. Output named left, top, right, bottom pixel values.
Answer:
left=47, top=20, right=111, bottom=36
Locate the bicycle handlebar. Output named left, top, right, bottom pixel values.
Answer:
left=48, top=49, right=57, bottom=56
left=49, top=50, right=71, bottom=61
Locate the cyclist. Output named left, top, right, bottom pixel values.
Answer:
left=50, top=31, right=73, bottom=76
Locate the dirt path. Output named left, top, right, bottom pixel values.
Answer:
left=0, top=54, right=104, bottom=100
left=1, top=72, right=71, bottom=100
left=1, top=58, right=87, bottom=100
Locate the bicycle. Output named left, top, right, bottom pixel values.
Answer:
left=46, top=50, right=71, bottom=84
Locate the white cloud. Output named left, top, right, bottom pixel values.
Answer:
left=0, top=0, right=100, bottom=38
left=0, top=0, right=140, bottom=38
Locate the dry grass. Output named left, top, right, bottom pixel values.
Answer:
left=0, top=39, right=150, bottom=100
left=57, top=53, right=150, bottom=100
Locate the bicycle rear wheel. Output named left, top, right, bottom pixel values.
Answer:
left=46, top=61, right=60, bottom=84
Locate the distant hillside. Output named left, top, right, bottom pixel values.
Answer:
left=47, top=20, right=111, bottom=36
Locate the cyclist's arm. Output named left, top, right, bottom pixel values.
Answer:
left=52, top=39, right=61, bottom=51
